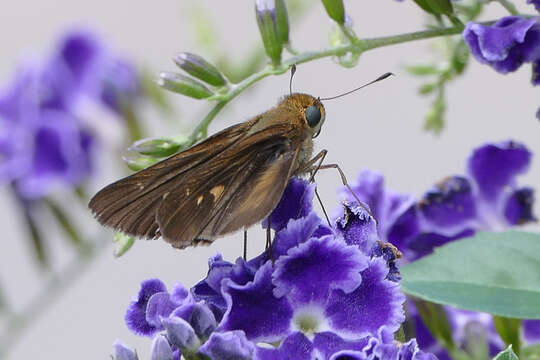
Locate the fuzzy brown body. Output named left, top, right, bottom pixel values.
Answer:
left=89, top=93, right=326, bottom=249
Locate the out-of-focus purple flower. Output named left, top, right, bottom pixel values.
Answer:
left=463, top=17, right=540, bottom=74
left=0, top=28, right=144, bottom=199
left=528, top=0, right=540, bottom=13
left=463, top=17, right=540, bottom=118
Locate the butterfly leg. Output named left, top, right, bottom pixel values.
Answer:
left=293, top=150, right=332, bottom=226
left=310, top=162, right=378, bottom=224
left=243, top=228, right=248, bottom=260
left=266, top=226, right=275, bottom=263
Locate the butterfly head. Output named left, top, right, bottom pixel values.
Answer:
left=283, top=93, right=326, bottom=139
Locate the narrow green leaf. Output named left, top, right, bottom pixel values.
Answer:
left=401, top=231, right=540, bottom=319
left=494, top=316, right=522, bottom=356
left=419, top=83, right=437, bottom=95
left=45, top=198, right=86, bottom=253
left=413, top=0, right=454, bottom=16
left=463, top=321, right=489, bottom=360
left=494, top=345, right=519, bottom=360
left=413, top=299, right=455, bottom=350
left=406, top=65, right=441, bottom=76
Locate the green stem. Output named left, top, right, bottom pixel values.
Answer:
left=494, top=0, right=519, bottom=15
left=186, top=16, right=532, bottom=143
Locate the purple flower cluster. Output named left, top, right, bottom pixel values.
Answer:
left=463, top=14, right=540, bottom=118
left=115, top=178, right=438, bottom=360
left=339, top=140, right=537, bottom=358
left=0, top=29, right=141, bottom=199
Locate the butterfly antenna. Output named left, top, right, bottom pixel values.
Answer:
left=319, top=72, right=394, bottom=101
left=289, top=64, right=297, bottom=96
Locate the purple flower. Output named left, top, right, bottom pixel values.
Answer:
left=341, top=140, right=536, bottom=358
left=464, top=17, right=540, bottom=74
left=343, top=140, right=535, bottom=260
left=118, top=177, right=440, bottom=359
left=218, top=238, right=405, bottom=344
left=528, top=0, right=540, bottom=13
left=263, top=177, right=315, bottom=231
left=0, top=28, right=144, bottom=199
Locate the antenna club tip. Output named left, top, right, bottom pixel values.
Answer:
left=378, top=72, right=395, bottom=81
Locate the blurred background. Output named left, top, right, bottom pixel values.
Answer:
left=0, top=1, right=538, bottom=359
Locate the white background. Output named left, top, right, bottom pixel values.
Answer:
left=0, top=1, right=539, bottom=359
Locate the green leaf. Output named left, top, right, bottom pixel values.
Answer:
left=494, top=316, right=522, bottom=356
left=424, top=92, right=445, bottom=133
left=413, top=299, right=455, bottom=350
left=44, top=198, right=87, bottom=253
left=406, top=65, right=441, bottom=76
left=494, top=346, right=519, bottom=360
left=419, top=83, right=437, bottom=95
left=401, top=231, right=540, bottom=319
left=413, top=0, right=454, bottom=16
left=463, top=321, right=489, bottom=360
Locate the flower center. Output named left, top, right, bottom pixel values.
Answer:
left=292, top=306, right=328, bottom=336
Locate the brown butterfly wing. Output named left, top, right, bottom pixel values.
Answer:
left=88, top=118, right=260, bottom=239
left=156, top=123, right=300, bottom=248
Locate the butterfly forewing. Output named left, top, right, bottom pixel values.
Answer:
left=89, top=115, right=302, bottom=248
left=88, top=118, right=260, bottom=239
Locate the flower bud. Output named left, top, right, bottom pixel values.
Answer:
left=113, top=232, right=135, bottom=257
left=173, top=52, right=227, bottom=87
left=129, top=136, right=187, bottom=158
left=162, top=316, right=201, bottom=354
left=255, top=0, right=289, bottom=65
left=150, top=335, right=174, bottom=360
left=122, top=149, right=159, bottom=171
left=157, top=72, right=213, bottom=99
left=112, top=340, right=138, bottom=360
left=321, top=0, right=345, bottom=24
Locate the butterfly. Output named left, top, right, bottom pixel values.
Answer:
left=89, top=70, right=392, bottom=249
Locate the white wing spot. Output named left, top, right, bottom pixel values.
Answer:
left=197, top=195, right=204, bottom=205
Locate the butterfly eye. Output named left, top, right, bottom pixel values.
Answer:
left=305, top=105, right=321, bottom=128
